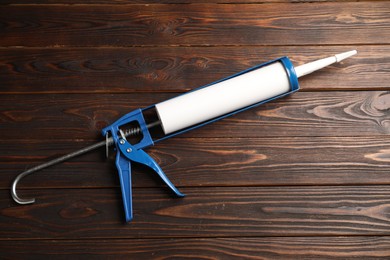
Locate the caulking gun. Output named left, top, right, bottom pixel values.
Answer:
left=11, top=50, right=357, bottom=222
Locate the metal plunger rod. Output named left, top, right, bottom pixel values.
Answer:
left=11, top=50, right=357, bottom=205
left=11, top=140, right=107, bottom=204
left=11, top=121, right=160, bottom=205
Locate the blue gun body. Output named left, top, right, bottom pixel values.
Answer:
left=102, top=56, right=299, bottom=222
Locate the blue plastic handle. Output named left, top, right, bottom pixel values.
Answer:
left=102, top=109, right=184, bottom=222
left=115, top=151, right=133, bottom=222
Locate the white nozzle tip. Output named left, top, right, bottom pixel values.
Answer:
left=295, top=50, right=358, bottom=78
left=335, top=50, right=357, bottom=62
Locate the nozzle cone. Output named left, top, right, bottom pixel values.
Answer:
left=295, top=50, right=357, bottom=78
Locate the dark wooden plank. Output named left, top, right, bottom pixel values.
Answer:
left=2, top=136, right=390, bottom=189
left=1, top=186, right=390, bottom=238
left=3, top=0, right=378, bottom=4
left=0, top=91, right=388, bottom=140
left=1, top=46, right=386, bottom=94
left=0, top=3, right=389, bottom=47
left=1, top=236, right=389, bottom=259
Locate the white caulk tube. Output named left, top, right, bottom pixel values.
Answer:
left=155, top=50, right=357, bottom=135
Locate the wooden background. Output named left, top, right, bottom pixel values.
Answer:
left=1, top=0, right=389, bottom=259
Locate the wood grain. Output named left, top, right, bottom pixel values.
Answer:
left=1, top=46, right=387, bottom=94
left=1, top=186, right=390, bottom=238
left=3, top=0, right=377, bottom=4
left=2, top=136, right=389, bottom=189
left=1, top=3, right=389, bottom=47
left=1, top=0, right=389, bottom=257
left=1, top=236, right=389, bottom=259
left=1, top=92, right=388, bottom=140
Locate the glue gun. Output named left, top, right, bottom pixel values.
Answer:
left=11, top=50, right=357, bottom=222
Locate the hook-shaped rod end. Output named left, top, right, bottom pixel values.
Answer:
left=11, top=170, right=36, bottom=205
left=11, top=140, right=108, bottom=206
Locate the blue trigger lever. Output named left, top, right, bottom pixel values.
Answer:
left=101, top=109, right=184, bottom=222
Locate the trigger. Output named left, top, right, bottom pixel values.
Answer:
left=140, top=149, right=185, bottom=198
left=134, top=149, right=185, bottom=198
left=117, top=139, right=185, bottom=198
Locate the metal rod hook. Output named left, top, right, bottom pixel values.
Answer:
left=11, top=140, right=107, bottom=205
left=12, top=168, right=36, bottom=204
